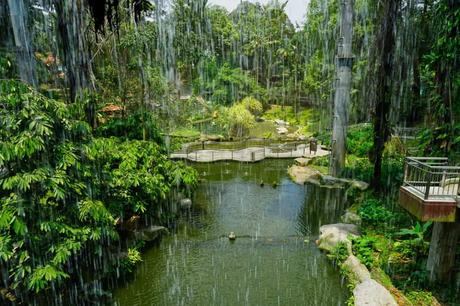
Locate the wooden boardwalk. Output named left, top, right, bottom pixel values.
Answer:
left=169, top=144, right=330, bottom=163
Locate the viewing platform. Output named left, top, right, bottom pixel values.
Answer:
left=399, top=157, right=460, bottom=222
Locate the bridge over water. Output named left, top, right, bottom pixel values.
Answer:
left=169, top=142, right=330, bottom=162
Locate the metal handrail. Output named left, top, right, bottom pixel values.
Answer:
left=403, top=157, right=460, bottom=200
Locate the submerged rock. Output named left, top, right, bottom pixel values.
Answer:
left=353, top=279, right=397, bottom=306
left=317, top=223, right=359, bottom=252
left=133, top=226, right=168, bottom=242
left=180, top=198, right=192, bottom=210
left=343, top=255, right=371, bottom=283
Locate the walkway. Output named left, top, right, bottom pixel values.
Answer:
left=169, top=144, right=330, bottom=162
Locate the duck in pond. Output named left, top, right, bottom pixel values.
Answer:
left=228, top=232, right=236, bottom=241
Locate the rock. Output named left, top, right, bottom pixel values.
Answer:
left=297, top=135, right=307, bottom=141
left=294, top=157, right=311, bottom=167
left=207, top=134, right=223, bottom=142
left=341, top=210, right=362, bottom=225
left=180, top=198, right=192, bottom=210
left=353, top=279, right=397, bottom=306
left=320, top=175, right=349, bottom=186
left=277, top=127, right=288, bottom=134
left=319, top=175, right=369, bottom=191
left=350, top=180, right=369, bottom=191
left=343, top=255, right=371, bottom=283
left=133, top=226, right=168, bottom=242
left=288, top=165, right=321, bottom=185
left=317, top=223, right=359, bottom=252
left=286, top=133, right=297, bottom=139
left=274, top=119, right=287, bottom=126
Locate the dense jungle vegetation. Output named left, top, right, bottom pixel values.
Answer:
left=0, top=0, right=459, bottom=305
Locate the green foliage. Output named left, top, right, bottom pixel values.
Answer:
left=218, top=96, right=265, bottom=137
left=419, top=1, right=460, bottom=156
left=120, top=248, right=142, bottom=273
left=97, top=111, right=163, bottom=143
left=262, top=105, right=297, bottom=124
left=351, top=235, right=377, bottom=268
left=240, top=97, right=263, bottom=116
left=405, top=291, right=436, bottom=306
left=198, top=63, right=266, bottom=105
left=0, top=54, right=15, bottom=79
left=0, top=81, right=197, bottom=297
left=222, top=103, right=256, bottom=137
left=358, top=198, right=394, bottom=229
left=328, top=242, right=349, bottom=264
left=346, top=124, right=373, bottom=157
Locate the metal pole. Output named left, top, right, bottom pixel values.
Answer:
left=425, top=171, right=431, bottom=200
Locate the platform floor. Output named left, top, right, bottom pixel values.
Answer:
left=402, top=185, right=459, bottom=202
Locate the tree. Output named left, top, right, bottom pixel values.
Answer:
left=6, top=0, right=37, bottom=86
left=331, top=0, right=354, bottom=177
left=371, top=0, right=400, bottom=189
left=53, top=0, right=95, bottom=103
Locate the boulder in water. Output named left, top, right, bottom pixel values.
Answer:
left=133, top=226, right=168, bottom=242
left=353, top=279, right=397, bottom=306
left=180, top=198, right=192, bottom=210
left=317, top=223, right=359, bottom=252
left=288, top=165, right=321, bottom=185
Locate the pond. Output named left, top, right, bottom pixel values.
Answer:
left=113, top=160, right=349, bottom=305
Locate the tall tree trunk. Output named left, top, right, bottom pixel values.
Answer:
left=331, top=0, right=353, bottom=177
left=54, top=0, right=94, bottom=103
left=7, top=0, right=37, bottom=86
left=371, top=0, right=399, bottom=190
left=427, top=222, right=460, bottom=282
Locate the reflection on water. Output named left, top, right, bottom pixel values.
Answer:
left=114, top=160, right=349, bottom=306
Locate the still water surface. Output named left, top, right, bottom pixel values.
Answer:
left=114, top=160, right=349, bottom=305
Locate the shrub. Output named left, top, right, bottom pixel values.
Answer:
left=120, top=248, right=142, bottom=273
left=347, top=124, right=373, bottom=157
left=240, top=97, right=263, bottom=116
left=351, top=235, right=377, bottom=268
left=328, top=242, right=349, bottom=264
left=97, top=111, right=163, bottom=143
left=358, top=198, right=394, bottom=229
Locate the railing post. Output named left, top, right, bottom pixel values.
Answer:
left=403, top=160, right=408, bottom=186
left=424, top=171, right=431, bottom=200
